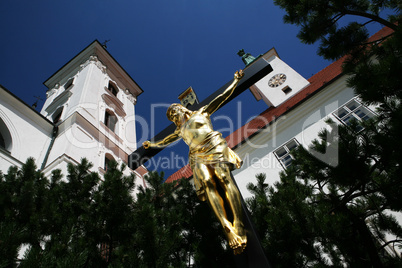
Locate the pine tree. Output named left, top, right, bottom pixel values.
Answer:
left=260, top=2, right=402, bottom=266
left=92, top=160, right=137, bottom=267
left=0, top=158, right=50, bottom=266
left=247, top=120, right=402, bottom=267
left=133, top=172, right=235, bottom=267
left=174, top=177, right=235, bottom=268
left=247, top=172, right=329, bottom=267
left=273, top=0, right=400, bottom=60
left=1, top=159, right=237, bottom=266
left=19, top=159, right=101, bottom=267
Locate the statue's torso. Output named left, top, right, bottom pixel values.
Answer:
left=180, top=111, right=217, bottom=150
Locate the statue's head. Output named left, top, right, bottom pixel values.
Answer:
left=166, top=103, right=183, bottom=122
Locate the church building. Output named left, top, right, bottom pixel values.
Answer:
left=0, top=40, right=148, bottom=187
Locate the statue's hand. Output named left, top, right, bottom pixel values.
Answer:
left=143, top=141, right=151, bottom=149
left=234, top=70, right=244, bottom=80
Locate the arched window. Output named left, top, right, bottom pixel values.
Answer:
left=104, top=153, right=115, bottom=171
left=0, top=118, right=12, bottom=152
left=0, top=132, right=5, bottom=149
left=104, top=110, right=117, bottom=133
left=108, top=82, right=118, bottom=97
left=52, top=107, right=64, bottom=124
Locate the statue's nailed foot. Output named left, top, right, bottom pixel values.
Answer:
left=224, top=224, right=247, bottom=255
left=234, top=220, right=247, bottom=249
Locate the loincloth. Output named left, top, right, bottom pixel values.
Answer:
left=189, top=132, right=242, bottom=201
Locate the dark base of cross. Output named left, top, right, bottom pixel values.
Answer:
left=231, top=173, right=272, bottom=268
left=129, top=58, right=273, bottom=267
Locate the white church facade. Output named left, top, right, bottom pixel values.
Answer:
left=0, top=40, right=148, bottom=186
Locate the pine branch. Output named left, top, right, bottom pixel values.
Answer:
left=342, top=9, right=398, bottom=30
left=325, top=3, right=398, bottom=30
left=330, top=12, right=345, bottom=26
left=364, top=205, right=390, bottom=218
left=378, top=239, right=402, bottom=250
left=344, top=188, right=381, bottom=204
left=362, top=32, right=395, bottom=46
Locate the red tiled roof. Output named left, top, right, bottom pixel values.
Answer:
left=135, top=165, right=148, bottom=177
left=165, top=26, right=394, bottom=183
left=165, top=164, right=193, bottom=183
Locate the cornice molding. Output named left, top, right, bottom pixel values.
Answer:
left=80, top=55, right=107, bottom=74
left=125, top=89, right=137, bottom=105
left=45, top=90, right=73, bottom=114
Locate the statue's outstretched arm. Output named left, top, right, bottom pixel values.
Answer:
left=204, top=70, right=244, bottom=115
left=143, top=130, right=181, bottom=149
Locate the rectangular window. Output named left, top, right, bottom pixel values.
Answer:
left=105, top=111, right=117, bottom=132
left=274, top=139, right=299, bottom=169
left=333, top=99, right=375, bottom=128
left=282, top=86, right=292, bottom=95
left=64, top=78, right=74, bottom=90
left=108, top=82, right=118, bottom=97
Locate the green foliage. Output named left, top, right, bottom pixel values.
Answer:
left=274, top=0, right=400, bottom=60
left=250, top=2, right=402, bottom=266
left=0, top=159, right=234, bottom=267
left=133, top=172, right=234, bottom=268
left=247, top=121, right=402, bottom=267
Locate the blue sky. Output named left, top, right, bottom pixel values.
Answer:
left=0, top=1, right=384, bottom=177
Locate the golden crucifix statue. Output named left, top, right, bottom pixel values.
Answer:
left=143, top=70, right=246, bottom=254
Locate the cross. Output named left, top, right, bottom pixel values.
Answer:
left=129, top=59, right=273, bottom=267
left=101, top=39, right=111, bottom=48
left=128, top=59, right=273, bottom=170
left=32, top=95, right=43, bottom=109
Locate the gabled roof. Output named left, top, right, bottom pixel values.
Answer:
left=44, top=40, right=143, bottom=97
left=165, top=26, right=394, bottom=184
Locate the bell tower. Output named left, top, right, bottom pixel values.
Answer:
left=40, top=40, right=144, bottom=176
left=243, top=48, right=310, bottom=108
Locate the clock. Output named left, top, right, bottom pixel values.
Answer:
left=268, top=73, right=287, bottom=88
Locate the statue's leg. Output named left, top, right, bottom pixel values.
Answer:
left=193, top=163, right=242, bottom=251
left=214, top=164, right=247, bottom=249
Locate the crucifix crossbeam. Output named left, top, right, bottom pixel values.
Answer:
left=128, top=59, right=273, bottom=170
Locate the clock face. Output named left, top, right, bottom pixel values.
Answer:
left=268, top=73, right=287, bottom=88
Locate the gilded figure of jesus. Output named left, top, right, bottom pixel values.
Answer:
left=143, top=70, right=246, bottom=254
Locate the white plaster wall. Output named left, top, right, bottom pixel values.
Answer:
left=64, top=65, right=97, bottom=124
left=41, top=67, right=82, bottom=119
left=124, top=102, right=137, bottom=152
left=0, top=150, right=24, bottom=170
left=0, top=95, right=52, bottom=171
left=119, top=88, right=137, bottom=152
left=42, top=155, right=77, bottom=180
left=233, top=76, right=355, bottom=199
left=76, top=62, right=137, bottom=155
left=254, top=57, right=310, bottom=107
left=46, top=122, right=100, bottom=171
